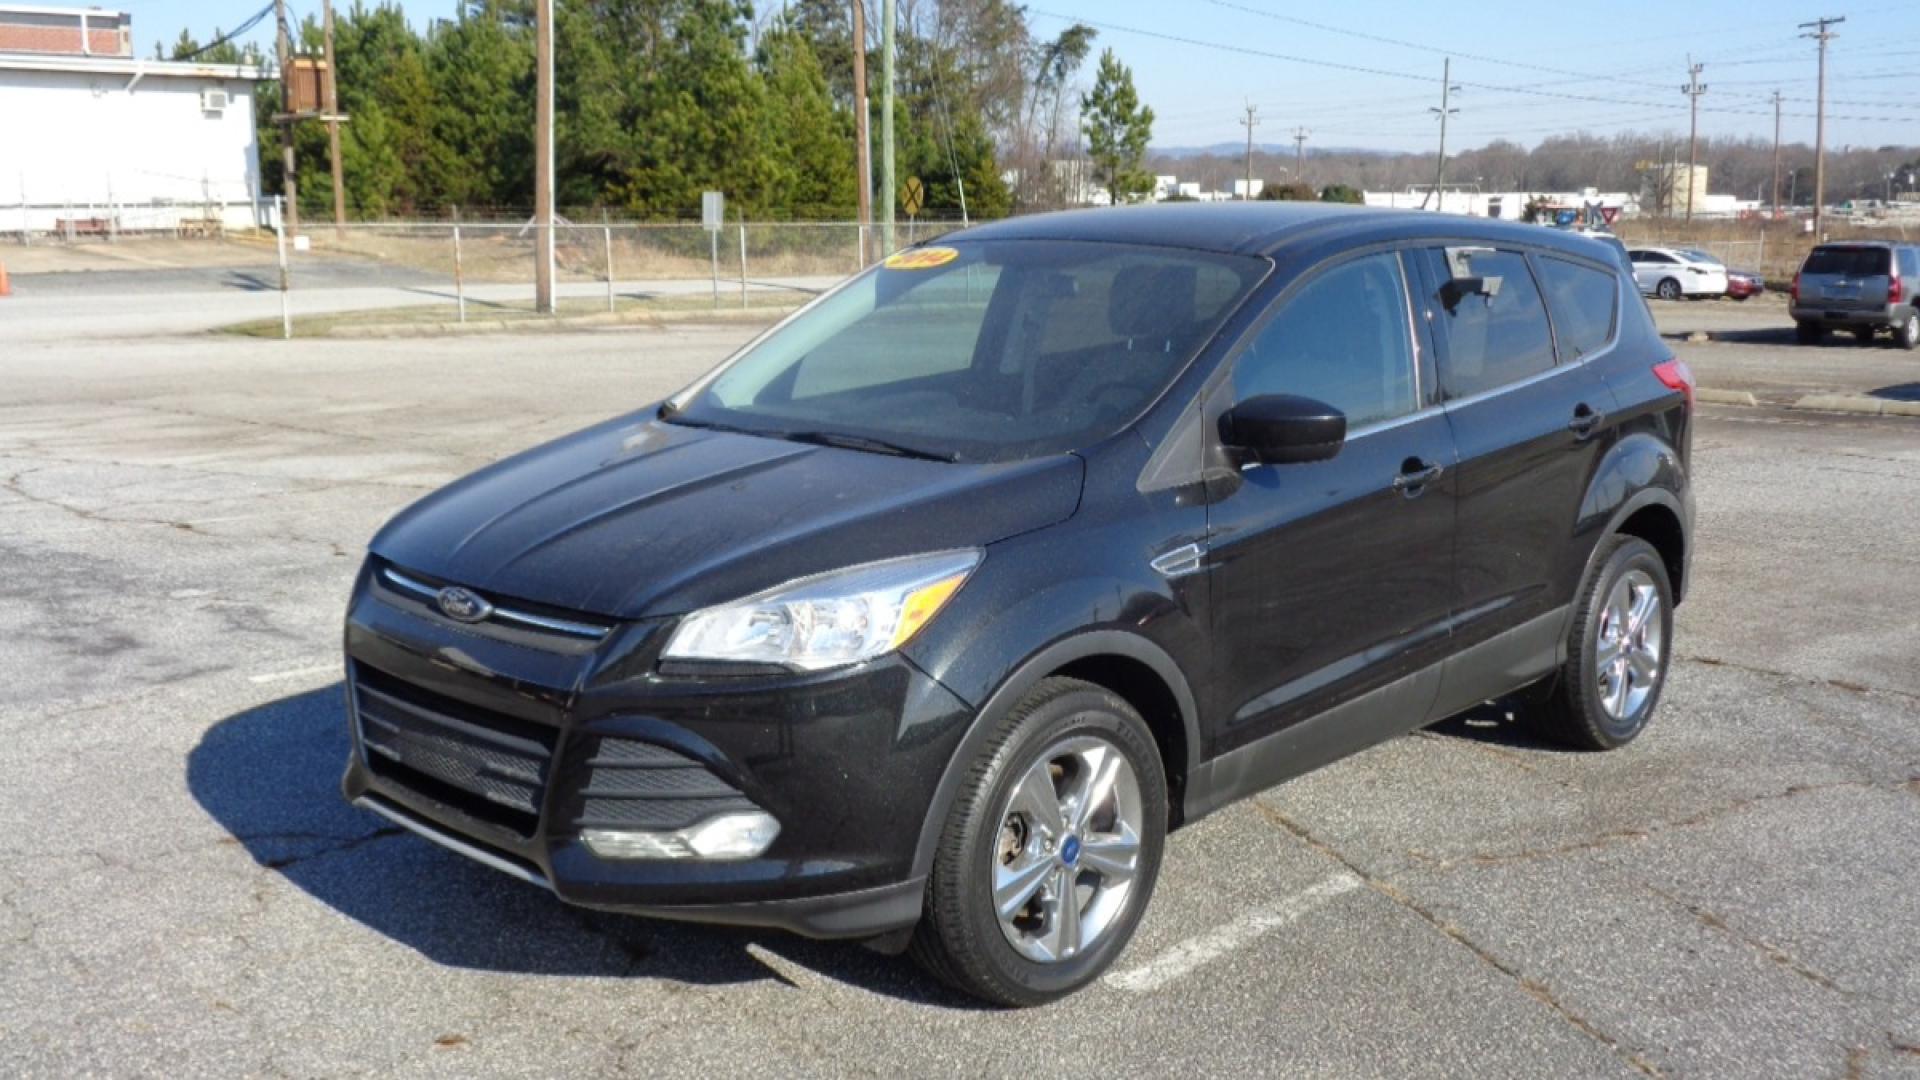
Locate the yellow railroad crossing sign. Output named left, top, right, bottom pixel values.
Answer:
left=902, top=176, right=925, bottom=218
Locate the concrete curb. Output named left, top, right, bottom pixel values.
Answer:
left=1695, top=388, right=1760, bottom=407
left=1790, top=394, right=1920, bottom=417
left=290, top=305, right=798, bottom=339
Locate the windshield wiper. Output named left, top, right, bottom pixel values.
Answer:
left=779, top=430, right=959, bottom=463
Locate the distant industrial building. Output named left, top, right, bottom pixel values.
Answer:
left=1, top=4, right=267, bottom=237
left=1364, top=187, right=1638, bottom=221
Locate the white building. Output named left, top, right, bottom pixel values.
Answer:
left=1, top=5, right=267, bottom=236
left=1364, top=187, right=1637, bottom=222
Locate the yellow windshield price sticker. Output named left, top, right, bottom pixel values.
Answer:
left=884, top=246, right=959, bottom=271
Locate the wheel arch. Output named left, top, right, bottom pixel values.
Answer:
left=909, top=631, right=1202, bottom=881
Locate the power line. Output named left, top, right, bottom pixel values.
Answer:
left=175, top=3, right=275, bottom=61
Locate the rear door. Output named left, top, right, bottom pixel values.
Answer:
left=1203, top=250, right=1455, bottom=756
left=1410, top=245, right=1617, bottom=714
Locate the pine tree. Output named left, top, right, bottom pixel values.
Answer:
left=1080, top=49, right=1154, bottom=204
left=757, top=26, right=856, bottom=218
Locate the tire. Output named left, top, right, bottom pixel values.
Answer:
left=910, top=677, right=1167, bottom=1007
left=1523, top=536, right=1674, bottom=751
left=1896, top=309, right=1920, bottom=351
left=1795, top=321, right=1825, bottom=345
left=1655, top=278, right=1682, bottom=301
left=1852, top=326, right=1877, bottom=345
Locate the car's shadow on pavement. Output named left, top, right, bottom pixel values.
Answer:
left=187, top=685, right=985, bottom=1008
left=1424, top=701, right=1572, bottom=752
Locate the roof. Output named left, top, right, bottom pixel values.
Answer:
left=0, top=4, right=127, bottom=15
left=0, top=51, right=264, bottom=79
left=948, top=202, right=1616, bottom=263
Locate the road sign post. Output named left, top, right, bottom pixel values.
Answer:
left=703, top=191, right=724, bottom=309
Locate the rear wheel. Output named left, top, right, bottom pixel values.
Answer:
left=1655, top=278, right=1682, bottom=301
left=1523, top=536, right=1673, bottom=751
left=910, top=677, right=1166, bottom=1006
left=1795, top=321, right=1825, bottom=345
left=1895, top=309, right=1920, bottom=351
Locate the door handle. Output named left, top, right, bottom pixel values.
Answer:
left=1392, top=459, right=1444, bottom=495
left=1568, top=403, right=1604, bottom=439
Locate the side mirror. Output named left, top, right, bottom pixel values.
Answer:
left=1219, top=394, right=1346, bottom=465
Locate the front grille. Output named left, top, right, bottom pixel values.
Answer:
left=571, top=737, right=757, bottom=831
left=353, top=664, right=558, bottom=837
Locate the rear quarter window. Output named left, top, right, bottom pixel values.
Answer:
left=1534, top=256, right=1618, bottom=361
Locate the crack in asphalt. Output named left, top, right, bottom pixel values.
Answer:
left=1433, top=779, right=1898, bottom=870
left=3, top=467, right=354, bottom=557
left=1681, top=653, right=1920, bottom=705
left=257, top=827, right=406, bottom=871
left=1250, top=798, right=1664, bottom=1079
left=1642, top=884, right=1844, bottom=994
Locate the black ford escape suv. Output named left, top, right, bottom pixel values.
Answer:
left=342, top=204, right=1693, bottom=1006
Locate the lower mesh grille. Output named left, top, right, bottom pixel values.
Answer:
left=573, top=737, right=757, bottom=832
left=353, top=664, right=557, bottom=837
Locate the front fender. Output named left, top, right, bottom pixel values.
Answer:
left=905, top=624, right=1202, bottom=881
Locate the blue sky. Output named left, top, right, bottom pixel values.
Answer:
left=121, top=0, right=1920, bottom=152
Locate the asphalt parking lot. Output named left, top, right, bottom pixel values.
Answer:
left=2, top=291, right=1918, bottom=1077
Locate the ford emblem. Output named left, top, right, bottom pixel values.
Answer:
left=436, top=586, right=493, bottom=623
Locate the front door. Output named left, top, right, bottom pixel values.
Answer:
left=1204, top=250, right=1457, bottom=759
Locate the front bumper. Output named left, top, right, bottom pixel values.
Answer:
left=339, top=562, right=973, bottom=939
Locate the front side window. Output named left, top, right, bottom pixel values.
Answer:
left=666, top=241, right=1267, bottom=463
left=1535, top=256, right=1619, bottom=361
left=1421, top=247, right=1557, bottom=400
left=1232, top=252, right=1417, bottom=429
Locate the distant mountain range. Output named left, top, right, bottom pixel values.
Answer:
left=1151, top=142, right=1413, bottom=159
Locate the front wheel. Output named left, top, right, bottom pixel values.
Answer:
left=1523, top=536, right=1674, bottom=751
left=910, top=677, right=1166, bottom=1006
left=1853, top=326, right=1878, bottom=345
left=1656, top=278, right=1683, bottom=301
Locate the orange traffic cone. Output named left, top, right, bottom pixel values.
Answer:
left=0, top=260, right=10, bottom=297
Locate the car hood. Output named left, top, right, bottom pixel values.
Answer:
left=368, top=410, right=1085, bottom=619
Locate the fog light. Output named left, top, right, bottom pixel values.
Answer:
left=581, top=811, right=780, bottom=861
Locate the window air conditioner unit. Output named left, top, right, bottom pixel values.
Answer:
left=201, top=88, right=229, bottom=114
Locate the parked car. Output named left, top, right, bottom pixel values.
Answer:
left=1724, top=268, right=1765, bottom=300
left=1627, top=246, right=1729, bottom=300
left=1790, top=241, right=1920, bottom=348
left=340, top=204, right=1695, bottom=1006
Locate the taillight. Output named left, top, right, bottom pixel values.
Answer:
left=1890, top=276, right=1904, bottom=304
left=1791, top=273, right=1800, bottom=302
left=1653, top=358, right=1695, bottom=412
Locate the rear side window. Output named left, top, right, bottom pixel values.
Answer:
left=1233, top=252, right=1417, bottom=428
left=1534, top=256, right=1618, bottom=360
left=1420, top=247, right=1557, bottom=400
left=1900, top=248, right=1920, bottom=278
left=1803, top=246, right=1891, bottom=276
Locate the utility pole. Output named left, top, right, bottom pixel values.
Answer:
left=850, top=1, right=871, bottom=265
left=1422, top=58, right=1459, bottom=211
left=533, top=0, right=554, bottom=313
left=323, top=0, right=344, bottom=229
left=1770, top=89, right=1784, bottom=218
left=880, top=0, right=896, bottom=256
left=1682, top=58, right=1705, bottom=223
left=1800, top=15, right=1843, bottom=237
left=1292, top=126, right=1310, bottom=183
left=273, top=0, right=297, bottom=238
left=1240, top=103, right=1258, bottom=200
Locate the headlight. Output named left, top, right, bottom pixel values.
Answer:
left=662, top=550, right=980, bottom=671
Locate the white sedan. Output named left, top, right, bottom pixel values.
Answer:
left=1626, top=246, right=1728, bottom=301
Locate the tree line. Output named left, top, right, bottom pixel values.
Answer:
left=168, top=0, right=1158, bottom=221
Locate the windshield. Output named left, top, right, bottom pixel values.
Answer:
left=1803, top=246, right=1890, bottom=277
left=664, top=240, right=1268, bottom=463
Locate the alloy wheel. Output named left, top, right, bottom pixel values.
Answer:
left=991, top=735, right=1144, bottom=964
left=1595, top=569, right=1663, bottom=723
left=1657, top=278, right=1681, bottom=301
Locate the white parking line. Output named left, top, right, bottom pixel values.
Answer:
left=248, top=663, right=340, bottom=685
left=1105, top=873, right=1362, bottom=994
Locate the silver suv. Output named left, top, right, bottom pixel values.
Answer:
left=1791, top=242, right=1920, bottom=349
